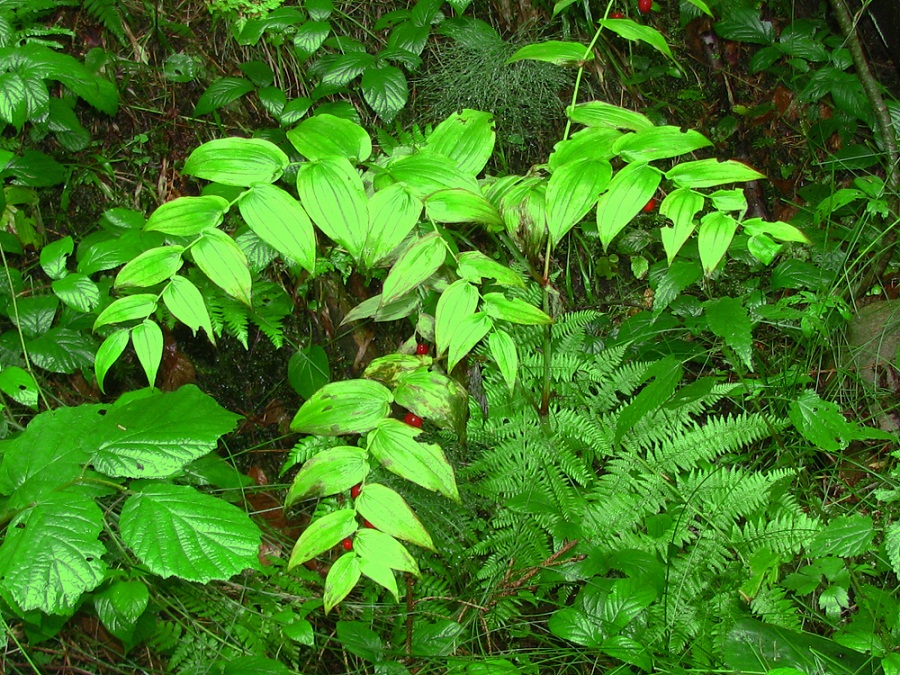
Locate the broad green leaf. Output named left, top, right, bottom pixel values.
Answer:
left=39, top=236, right=73, bottom=280
left=603, top=577, right=657, bottom=632
left=808, top=515, right=874, bottom=558
left=548, top=606, right=603, bottom=648
left=714, top=7, right=774, bottom=45
left=0, top=72, right=27, bottom=129
left=377, top=151, right=480, bottom=200
left=258, top=85, right=286, bottom=116
left=361, top=64, right=407, bottom=123
left=697, top=211, right=737, bottom=275
left=482, top=293, right=553, bottom=325
left=747, top=233, right=782, bottom=265
left=357, top=557, right=399, bottom=601
left=288, top=344, right=330, bottom=399
left=183, top=138, right=289, bottom=187
left=0, top=366, right=38, bottom=408
left=659, top=188, right=704, bottom=264
left=393, top=368, right=469, bottom=438
left=367, top=418, right=458, bottom=499
left=507, top=41, right=592, bottom=66
left=613, top=126, right=712, bottom=162
left=704, top=296, right=753, bottom=371
left=596, top=163, right=662, bottom=250
left=381, top=232, right=446, bottom=304
left=115, top=246, right=185, bottom=289
left=355, top=483, right=434, bottom=550
left=435, top=279, right=480, bottom=356
left=119, top=482, right=261, bottom=582
left=296, top=157, right=368, bottom=260
left=52, top=273, right=101, bottom=313
left=709, top=188, right=747, bottom=212
left=425, top=189, right=503, bottom=229
left=290, top=379, right=393, bottom=435
left=652, top=260, right=703, bottom=317
left=342, top=292, right=419, bottom=324
left=131, top=319, right=164, bottom=387
left=285, top=446, right=370, bottom=506
left=355, top=529, right=419, bottom=575
left=10, top=293, right=57, bottom=338
left=547, top=159, right=612, bottom=244
left=448, top=311, right=492, bottom=372
left=548, top=127, right=623, bottom=170
left=145, top=195, right=230, bottom=237
left=425, top=110, right=496, bottom=175
left=489, top=330, right=518, bottom=394
left=599, top=18, right=675, bottom=61
left=193, top=77, right=255, bottom=116
left=94, top=329, right=130, bottom=393
left=162, top=275, right=215, bottom=340
left=94, top=294, right=157, bottom=329
left=788, top=390, right=883, bottom=452
left=363, top=354, right=425, bottom=388
left=568, top=101, right=654, bottom=131
left=457, top=250, right=524, bottom=288
left=336, top=620, right=384, bottom=662
left=324, top=552, right=361, bottom=613
left=288, top=509, right=358, bottom=568
left=666, top=158, right=765, bottom=189
left=29, top=329, right=96, bottom=374
left=318, top=51, right=374, bottom=86
left=742, top=218, right=810, bottom=243
left=191, top=228, right=253, bottom=305
left=615, top=357, right=682, bottom=444
left=93, top=580, right=149, bottom=646
left=363, top=183, right=422, bottom=269
left=293, top=20, right=330, bottom=59
left=93, top=385, right=241, bottom=478
left=286, top=113, right=371, bottom=162
left=0, top=405, right=102, bottom=508
left=239, top=183, right=316, bottom=272
left=0, top=490, right=106, bottom=614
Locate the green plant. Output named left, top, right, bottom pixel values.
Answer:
left=0, top=385, right=260, bottom=640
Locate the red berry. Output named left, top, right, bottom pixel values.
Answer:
left=363, top=520, right=376, bottom=529
left=403, top=412, right=423, bottom=428
left=341, top=537, right=353, bottom=551
left=415, top=343, right=429, bottom=355
left=610, top=11, right=624, bottom=18
left=638, top=0, right=652, bottom=13
left=642, top=197, right=656, bottom=212
left=350, top=483, right=361, bottom=499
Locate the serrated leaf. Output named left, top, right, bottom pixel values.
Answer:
left=425, top=109, right=496, bottom=175
left=294, top=20, right=331, bottom=59
left=288, top=345, right=330, bottom=399
left=0, top=490, right=106, bottom=614
left=507, top=41, right=591, bottom=66
left=29, top=329, right=96, bottom=374
left=714, top=7, right=774, bottom=45
left=381, top=232, right=446, bottom=304
left=115, top=246, right=184, bottom=289
left=286, top=113, right=371, bottom=163
left=296, top=157, right=368, bottom=260
left=704, top=296, right=753, bottom=371
left=145, top=195, right=230, bottom=237
left=808, top=515, right=874, bottom=558
left=788, top=390, right=879, bottom=453
left=285, top=446, right=369, bottom=506
left=39, top=236, right=73, bottom=280
left=93, top=385, right=242, bottom=478
left=363, top=183, right=422, bottom=269
left=194, top=77, right=255, bottom=116
left=93, top=580, right=149, bottom=646
left=435, top=279, right=479, bottom=357
left=288, top=509, right=358, bottom=568
left=355, top=483, right=434, bottom=550
left=367, top=418, right=458, bottom=499
left=131, top=319, right=163, bottom=387
left=162, top=276, right=215, bottom=341
left=192, top=228, right=252, bottom=305
left=666, top=158, right=765, bottom=189
left=0, top=366, right=38, bottom=408
left=361, top=65, right=407, bottom=123
left=324, top=552, right=361, bottom=613
left=183, top=138, right=289, bottom=187
left=697, top=211, right=737, bottom=275
left=489, top=330, right=518, bottom=394
left=119, top=482, right=261, bottom=582
left=238, top=183, right=316, bottom=272
left=15, top=296, right=61, bottom=338
left=318, top=51, right=374, bottom=86
left=290, top=379, right=393, bottom=435
left=0, top=72, right=27, bottom=129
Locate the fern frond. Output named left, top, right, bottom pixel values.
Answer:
left=81, top=0, right=125, bottom=42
